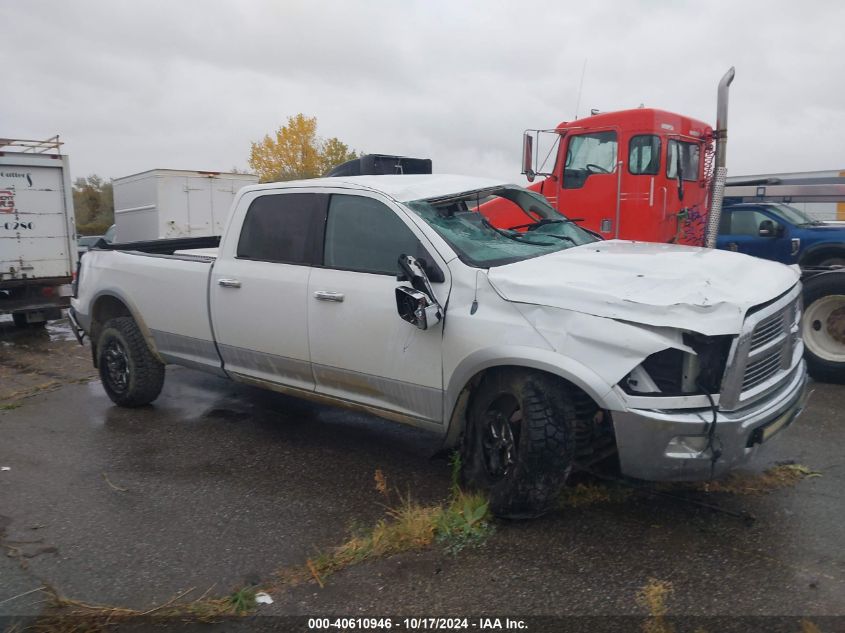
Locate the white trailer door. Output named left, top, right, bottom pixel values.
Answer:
left=211, top=179, right=240, bottom=236
left=186, top=175, right=212, bottom=236
left=0, top=164, right=72, bottom=280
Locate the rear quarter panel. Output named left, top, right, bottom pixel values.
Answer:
left=75, top=249, right=218, bottom=368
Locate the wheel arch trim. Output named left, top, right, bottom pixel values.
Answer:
left=442, top=346, right=620, bottom=448
left=89, top=289, right=163, bottom=364
left=799, top=242, right=845, bottom=266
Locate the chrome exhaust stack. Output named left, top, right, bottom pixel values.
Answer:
left=705, top=67, right=736, bottom=248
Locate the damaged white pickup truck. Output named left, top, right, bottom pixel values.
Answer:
left=70, top=174, right=808, bottom=516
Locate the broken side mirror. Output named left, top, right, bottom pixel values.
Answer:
left=396, top=254, right=443, bottom=329
left=395, top=287, right=441, bottom=330
left=758, top=219, right=776, bottom=237
left=522, top=133, right=535, bottom=182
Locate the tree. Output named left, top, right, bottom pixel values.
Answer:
left=73, top=175, right=114, bottom=235
left=248, top=114, right=358, bottom=183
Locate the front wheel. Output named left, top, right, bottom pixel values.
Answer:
left=461, top=369, right=576, bottom=518
left=97, top=316, right=165, bottom=406
left=802, top=273, right=845, bottom=384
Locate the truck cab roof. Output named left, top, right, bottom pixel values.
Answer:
left=555, top=107, right=711, bottom=138
left=239, top=174, right=510, bottom=203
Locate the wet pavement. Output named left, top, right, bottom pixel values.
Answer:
left=0, top=316, right=95, bottom=404
left=1, top=320, right=845, bottom=625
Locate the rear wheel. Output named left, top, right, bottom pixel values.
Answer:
left=802, top=273, right=845, bottom=384
left=461, top=369, right=577, bottom=518
left=97, top=316, right=165, bottom=406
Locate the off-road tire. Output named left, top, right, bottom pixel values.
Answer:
left=97, top=316, right=165, bottom=406
left=461, top=368, right=576, bottom=518
left=802, top=273, right=845, bottom=384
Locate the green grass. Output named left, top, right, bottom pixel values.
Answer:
left=289, top=460, right=494, bottom=587
left=227, top=586, right=257, bottom=614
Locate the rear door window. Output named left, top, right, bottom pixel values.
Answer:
left=237, top=193, right=326, bottom=264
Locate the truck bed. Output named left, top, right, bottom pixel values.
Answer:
left=79, top=236, right=223, bottom=372
left=94, top=235, right=220, bottom=256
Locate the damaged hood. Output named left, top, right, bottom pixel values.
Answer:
left=486, top=240, right=800, bottom=336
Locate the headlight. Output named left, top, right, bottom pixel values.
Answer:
left=621, top=333, right=733, bottom=396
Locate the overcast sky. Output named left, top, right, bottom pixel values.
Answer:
left=4, top=1, right=843, bottom=184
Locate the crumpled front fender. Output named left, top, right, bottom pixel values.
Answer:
left=515, top=303, right=694, bottom=387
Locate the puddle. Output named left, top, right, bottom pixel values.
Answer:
left=0, top=312, right=78, bottom=346
left=45, top=317, right=77, bottom=342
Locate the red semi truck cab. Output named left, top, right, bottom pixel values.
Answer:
left=484, top=108, right=713, bottom=246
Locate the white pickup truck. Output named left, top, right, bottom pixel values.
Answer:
left=70, top=174, right=808, bottom=517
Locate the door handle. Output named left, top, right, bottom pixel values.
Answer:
left=314, top=291, right=344, bottom=302
left=218, top=278, right=241, bottom=288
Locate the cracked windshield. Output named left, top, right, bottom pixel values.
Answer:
left=408, top=186, right=598, bottom=267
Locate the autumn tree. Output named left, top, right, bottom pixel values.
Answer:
left=73, top=175, right=114, bottom=235
left=248, top=114, right=358, bottom=182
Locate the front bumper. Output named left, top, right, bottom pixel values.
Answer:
left=612, top=362, right=808, bottom=481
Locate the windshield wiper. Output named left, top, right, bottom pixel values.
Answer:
left=507, top=218, right=573, bottom=230
left=506, top=218, right=579, bottom=245
left=480, top=217, right=555, bottom=246
left=534, top=233, right=578, bottom=245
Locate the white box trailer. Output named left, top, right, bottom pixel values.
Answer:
left=112, top=169, right=258, bottom=242
left=0, top=137, right=76, bottom=326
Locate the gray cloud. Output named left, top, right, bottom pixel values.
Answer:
left=3, top=0, right=843, bottom=182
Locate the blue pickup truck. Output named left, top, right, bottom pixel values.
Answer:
left=717, top=202, right=845, bottom=266
left=717, top=202, right=845, bottom=384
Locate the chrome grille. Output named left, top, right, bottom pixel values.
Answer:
left=742, top=349, right=783, bottom=391
left=750, top=311, right=787, bottom=349
left=720, top=284, right=803, bottom=411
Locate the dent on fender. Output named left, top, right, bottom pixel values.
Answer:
left=516, top=304, right=694, bottom=387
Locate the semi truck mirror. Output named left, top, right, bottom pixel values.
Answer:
left=522, top=134, right=535, bottom=182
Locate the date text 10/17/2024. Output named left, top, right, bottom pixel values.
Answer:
left=307, top=618, right=528, bottom=630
